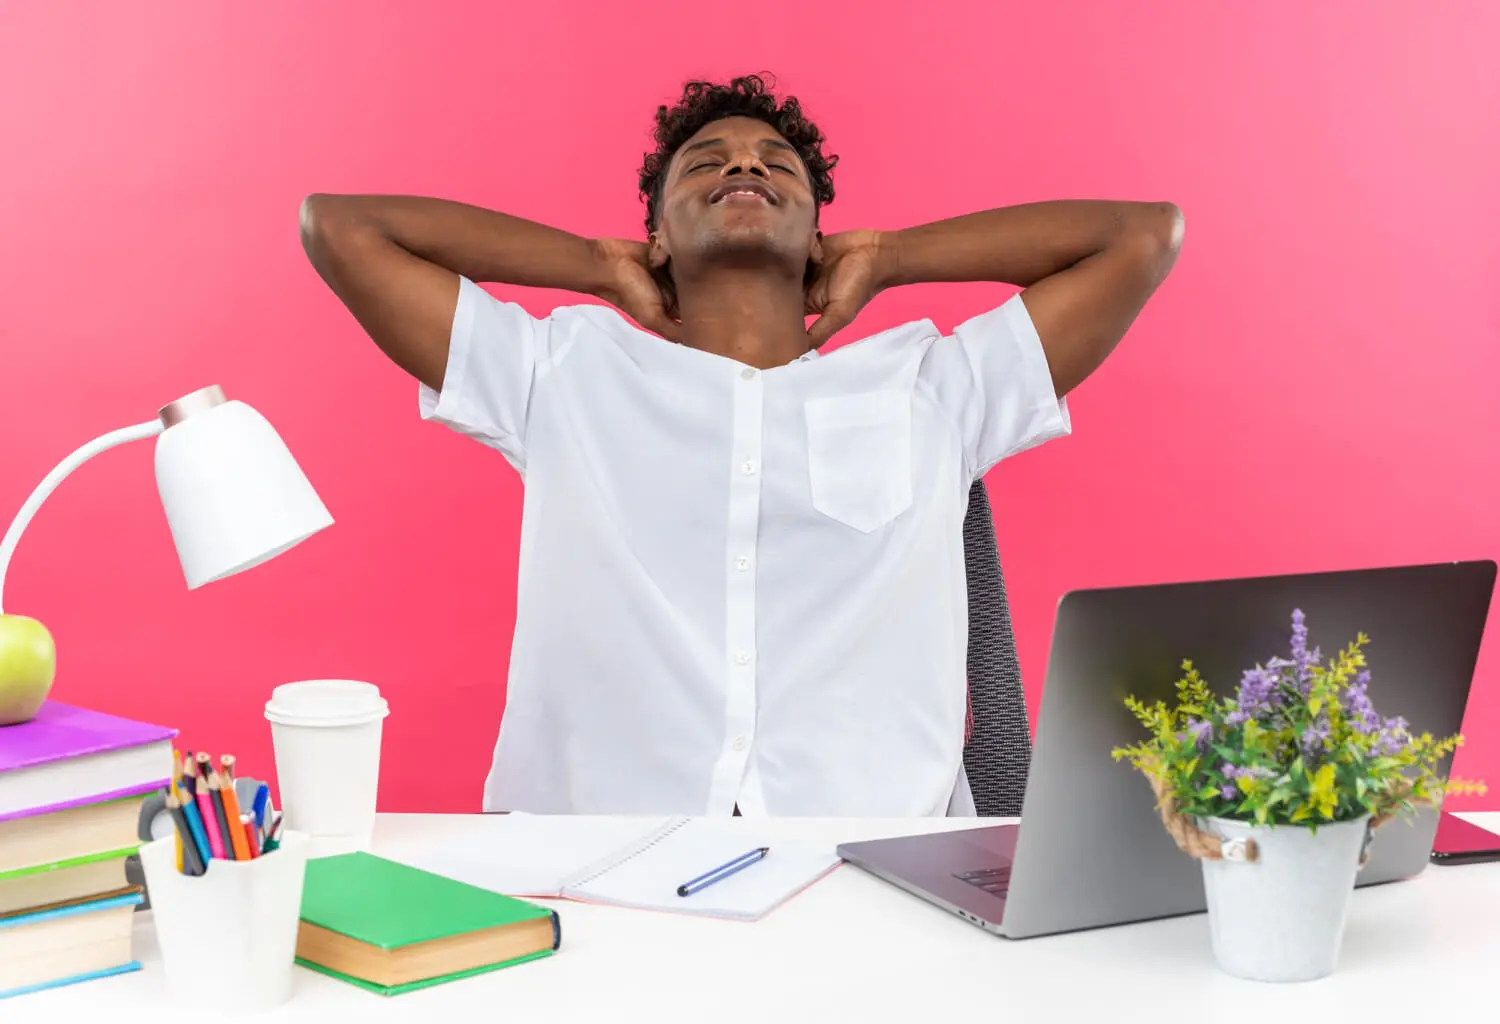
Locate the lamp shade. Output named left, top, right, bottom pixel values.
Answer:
left=153, top=386, right=332, bottom=589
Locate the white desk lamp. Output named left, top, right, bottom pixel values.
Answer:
left=0, top=385, right=333, bottom=725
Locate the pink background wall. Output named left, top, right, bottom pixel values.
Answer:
left=2, top=3, right=1497, bottom=811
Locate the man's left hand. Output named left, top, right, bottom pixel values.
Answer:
left=805, top=230, right=893, bottom=346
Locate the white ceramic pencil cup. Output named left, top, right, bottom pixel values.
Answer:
left=138, top=830, right=310, bottom=1012
left=265, top=679, right=388, bottom=856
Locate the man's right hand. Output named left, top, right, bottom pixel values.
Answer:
left=593, top=239, right=682, bottom=343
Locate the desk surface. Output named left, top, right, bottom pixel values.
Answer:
left=15, top=812, right=1500, bottom=1022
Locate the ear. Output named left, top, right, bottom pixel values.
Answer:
left=648, top=231, right=670, bottom=270
left=803, top=229, right=825, bottom=286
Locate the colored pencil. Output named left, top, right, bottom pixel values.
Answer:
left=170, top=750, right=183, bottom=872
left=195, top=751, right=212, bottom=781
left=208, top=775, right=234, bottom=857
left=218, top=772, right=252, bottom=860
left=179, top=754, right=197, bottom=798
left=165, top=795, right=207, bottom=876
left=179, top=794, right=214, bottom=868
left=195, top=780, right=226, bottom=859
left=219, top=754, right=236, bottom=783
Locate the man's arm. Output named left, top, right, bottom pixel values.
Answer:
left=876, top=200, right=1184, bottom=397
left=299, top=195, right=676, bottom=392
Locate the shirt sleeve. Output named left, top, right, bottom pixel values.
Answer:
left=918, top=293, right=1072, bottom=479
left=418, top=276, right=548, bottom=471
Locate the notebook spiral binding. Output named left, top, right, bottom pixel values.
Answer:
left=566, top=817, right=691, bottom=890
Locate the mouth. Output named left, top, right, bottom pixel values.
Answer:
left=709, top=180, right=778, bottom=206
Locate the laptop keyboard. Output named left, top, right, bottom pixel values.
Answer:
left=953, top=866, right=1011, bottom=898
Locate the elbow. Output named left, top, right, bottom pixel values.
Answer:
left=298, top=193, right=337, bottom=258
left=1141, top=201, right=1184, bottom=256
left=298, top=193, right=372, bottom=258
left=1120, top=201, right=1184, bottom=277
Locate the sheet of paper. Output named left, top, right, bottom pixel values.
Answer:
left=570, top=819, right=842, bottom=920
left=402, top=813, right=670, bottom=897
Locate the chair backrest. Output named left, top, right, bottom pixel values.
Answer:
left=960, top=478, right=1033, bottom=816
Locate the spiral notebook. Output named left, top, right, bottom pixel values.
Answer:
left=404, top=814, right=841, bottom=922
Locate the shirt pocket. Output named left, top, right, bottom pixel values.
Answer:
left=804, top=390, right=913, bottom=533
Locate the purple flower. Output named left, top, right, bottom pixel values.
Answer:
left=1221, top=762, right=1273, bottom=783
left=1219, top=783, right=1238, bottom=801
left=1186, top=718, right=1212, bottom=749
left=1301, top=719, right=1331, bottom=755
left=1376, top=716, right=1410, bottom=756
left=1234, top=665, right=1281, bottom=719
left=1288, top=608, right=1322, bottom=692
left=1342, top=670, right=1380, bottom=734
left=1225, top=709, right=1250, bottom=727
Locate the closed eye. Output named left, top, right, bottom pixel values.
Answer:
left=769, top=163, right=796, bottom=174
left=688, top=161, right=721, bottom=173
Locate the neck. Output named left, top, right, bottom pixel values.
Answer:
left=672, top=267, right=811, bottom=369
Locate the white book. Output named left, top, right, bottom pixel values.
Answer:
left=403, top=813, right=841, bottom=922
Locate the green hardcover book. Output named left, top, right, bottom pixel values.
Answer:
left=295, top=852, right=561, bottom=996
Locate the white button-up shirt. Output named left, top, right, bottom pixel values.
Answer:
left=420, top=277, right=1070, bottom=816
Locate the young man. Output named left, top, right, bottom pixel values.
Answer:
left=300, top=75, right=1182, bottom=817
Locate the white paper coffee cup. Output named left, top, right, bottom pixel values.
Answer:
left=264, top=680, right=388, bottom=848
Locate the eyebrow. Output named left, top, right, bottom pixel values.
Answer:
left=679, top=136, right=801, bottom=160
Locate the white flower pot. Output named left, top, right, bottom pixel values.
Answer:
left=1197, top=813, right=1371, bottom=982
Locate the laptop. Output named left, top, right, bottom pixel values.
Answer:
left=837, top=560, right=1497, bottom=939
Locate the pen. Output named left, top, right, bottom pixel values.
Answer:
left=676, top=847, right=770, bottom=897
left=262, top=812, right=285, bottom=853
left=251, top=784, right=269, bottom=831
left=241, top=813, right=261, bottom=857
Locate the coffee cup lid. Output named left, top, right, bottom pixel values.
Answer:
left=264, top=680, right=389, bottom=726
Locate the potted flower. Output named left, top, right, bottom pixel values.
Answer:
left=1112, top=609, right=1484, bottom=982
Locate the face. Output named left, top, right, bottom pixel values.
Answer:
left=651, top=116, right=822, bottom=280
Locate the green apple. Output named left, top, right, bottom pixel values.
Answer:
left=0, top=614, right=56, bottom=726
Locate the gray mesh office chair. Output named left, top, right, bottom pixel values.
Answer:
left=960, top=478, right=1033, bottom=816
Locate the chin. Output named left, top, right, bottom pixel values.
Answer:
left=697, top=224, right=803, bottom=264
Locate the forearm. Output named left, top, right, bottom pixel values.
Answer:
left=300, top=194, right=614, bottom=297
left=878, top=200, right=1183, bottom=290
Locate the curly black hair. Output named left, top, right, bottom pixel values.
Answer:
left=638, top=74, right=838, bottom=235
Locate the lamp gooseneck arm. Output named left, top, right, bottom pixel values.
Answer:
left=0, top=418, right=164, bottom=615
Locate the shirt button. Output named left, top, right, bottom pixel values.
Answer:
left=741, top=459, right=757, bottom=476
left=732, top=735, right=748, bottom=751
left=740, top=367, right=757, bottom=381
left=735, top=556, right=751, bottom=572
left=734, top=651, right=752, bottom=666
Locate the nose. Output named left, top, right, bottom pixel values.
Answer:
left=720, top=153, right=769, bottom=179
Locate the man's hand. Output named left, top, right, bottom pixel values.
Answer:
left=804, top=229, right=894, bottom=346
left=594, top=239, right=682, bottom=342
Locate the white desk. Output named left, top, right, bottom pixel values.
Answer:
left=15, top=812, right=1500, bottom=1021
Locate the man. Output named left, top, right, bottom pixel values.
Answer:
left=300, top=75, right=1182, bottom=817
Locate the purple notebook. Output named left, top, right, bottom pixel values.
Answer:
left=0, top=701, right=176, bottom=824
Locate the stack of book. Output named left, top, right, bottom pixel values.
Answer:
left=0, top=701, right=176, bottom=1000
